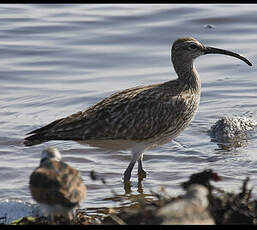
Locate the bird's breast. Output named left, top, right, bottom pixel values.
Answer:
left=148, top=89, right=201, bottom=146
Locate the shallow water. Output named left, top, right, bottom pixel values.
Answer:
left=1, top=4, right=257, bottom=212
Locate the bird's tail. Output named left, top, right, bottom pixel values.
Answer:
left=24, top=118, right=64, bottom=146
left=24, top=133, right=49, bottom=146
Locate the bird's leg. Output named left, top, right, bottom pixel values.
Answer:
left=123, top=149, right=144, bottom=182
left=49, top=214, right=55, bottom=224
left=123, top=159, right=137, bottom=182
left=68, top=211, right=74, bottom=221
left=137, top=154, right=147, bottom=179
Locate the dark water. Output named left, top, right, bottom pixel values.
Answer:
left=1, top=4, right=257, bottom=211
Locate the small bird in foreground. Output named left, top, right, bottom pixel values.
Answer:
left=24, top=37, right=252, bottom=182
left=29, top=147, right=87, bottom=221
left=158, top=169, right=221, bottom=225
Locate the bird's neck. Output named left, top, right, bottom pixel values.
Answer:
left=173, top=61, right=201, bottom=91
left=40, top=158, right=59, bottom=166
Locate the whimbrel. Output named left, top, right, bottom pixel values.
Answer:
left=29, top=147, right=87, bottom=221
left=24, top=37, right=252, bottom=182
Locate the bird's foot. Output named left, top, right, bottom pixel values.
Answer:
left=138, top=168, right=147, bottom=179
left=123, top=180, right=132, bottom=194
left=123, top=170, right=132, bottom=193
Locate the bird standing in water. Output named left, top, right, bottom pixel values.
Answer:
left=24, top=37, right=252, bottom=182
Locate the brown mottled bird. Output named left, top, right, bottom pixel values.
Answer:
left=24, top=37, right=252, bottom=182
left=29, top=147, right=87, bottom=221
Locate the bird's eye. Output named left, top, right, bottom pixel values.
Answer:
left=189, top=44, right=197, bottom=50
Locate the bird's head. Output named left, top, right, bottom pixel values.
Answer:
left=40, top=147, right=62, bottom=164
left=172, top=37, right=252, bottom=66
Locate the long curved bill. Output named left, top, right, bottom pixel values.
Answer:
left=204, top=46, right=252, bottom=66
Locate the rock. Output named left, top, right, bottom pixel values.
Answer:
left=203, top=24, right=215, bottom=29
left=209, top=116, right=257, bottom=148
left=0, top=199, right=41, bottom=224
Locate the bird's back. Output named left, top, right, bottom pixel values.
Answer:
left=25, top=78, right=200, bottom=148
left=29, top=160, right=86, bottom=209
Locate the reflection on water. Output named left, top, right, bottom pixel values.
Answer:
left=0, top=4, right=257, bottom=211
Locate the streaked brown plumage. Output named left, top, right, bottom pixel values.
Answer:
left=29, top=147, right=86, bottom=220
left=24, top=37, right=252, bottom=182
